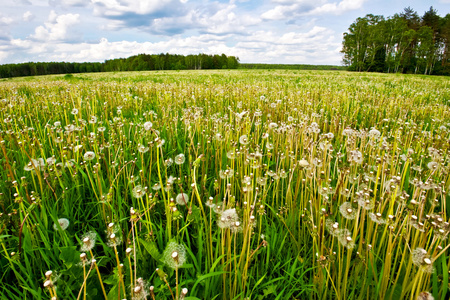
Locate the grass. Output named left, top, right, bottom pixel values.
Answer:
left=0, top=69, right=449, bottom=300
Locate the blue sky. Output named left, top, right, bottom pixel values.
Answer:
left=1, top=0, right=449, bottom=65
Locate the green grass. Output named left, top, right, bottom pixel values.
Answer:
left=0, top=69, right=449, bottom=300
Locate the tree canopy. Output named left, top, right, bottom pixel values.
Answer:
left=0, top=53, right=240, bottom=78
left=341, top=7, right=450, bottom=75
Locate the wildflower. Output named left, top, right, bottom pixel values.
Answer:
left=98, top=126, right=106, bottom=132
left=174, top=153, right=186, bottom=165
left=137, top=144, right=149, bottom=153
left=164, top=158, right=173, bottom=167
left=83, top=151, right=96, bottom=161
left=412, top=248, right=434, bottom=273
left=89, top=116, right=97, bottom=124
left=368, top=212, right=386, bottom=224
left=176, top=193, right=189, bottom=205
left=325, top=219, right=340, bottom=236
left=226, top=150, right=236, bottom=159
left=368, top=128, right=381, bottom=139
left=132, top=185, right=146, bottom=199
left=298, top=159, right=309, bottom=168
left=337, top=228, right=355, bottom=249
left=417, top=292, right=434, bottom=300
left=80, top=231, right=97, bottom=252
left=107, top=232, right=123, bottom=248
left=339, top=202, right=356, bottom=219
left=215, top=133, right=224, bottom=141
left=143, top=121, right=153, bottom=130
left=256, top=176, right=267, bottom=186
left=152, top=183, right=161, bottom=190
left=53, top=218, right=70, bottom=230
left=427, top=161, right=439, bottom=170
left=46, top=157, right=56, bottom=166
left=162, top=241, right=187, bottom=269
left=348, top=150, right=363, bottom=164
left=239, top=134, right=250, bottom=145
left=268, top=122, right=278, bottom=130
left=217, top=208, right=240, bottom=230
left=71, top=108, right=78, bottom=115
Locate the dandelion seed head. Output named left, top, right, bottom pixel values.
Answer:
left=53, top=218, right=70, bottom=231
left=162, top=241, right=186, bottom=269
left=83, top=151, right=96, bottom=161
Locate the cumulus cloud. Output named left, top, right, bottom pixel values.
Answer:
left=49, top=0, right=88, bottom=6
left=308, top=0, right=365, bottom=15
left=23, top=11, right=34, bottom=21
left=262, top=0, right=365, bottom=20
left=31, top=11, right=80, bottom=41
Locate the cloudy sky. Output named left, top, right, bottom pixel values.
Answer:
left=1, top=0, right=449, bottom=65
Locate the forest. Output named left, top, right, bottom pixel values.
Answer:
left=341, top=7, right=450, bottom=75
left=0, top=53, right=240, bottom=78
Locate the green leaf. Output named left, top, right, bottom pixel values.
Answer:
left=59, top=246, right=79, bottom=268
left=139, top=238, right=162, bottom=261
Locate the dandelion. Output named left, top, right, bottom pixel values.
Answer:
left=256, top=176, right=267, bottom=186
left=217, top=208, right=240, bottom=230
left=412, top=248, right=434, bottom=273
left=46, top=157, right=56, bottom=166
left=337, top=228, right=355, bottom=249
left=83, top=151, right=96, bottom=161
left=80, top=231, right=97, bottom=252
left=71, top=108, right=78, bottom=115
left=215, top=133, right=224, bottom=141
left=143, top=121, right=153, bottom=130
left=176, top=193, right=189, bottom=205
left=298, top=159, right=309, bottom=168
left=89, top=116, right=97, bottom=124
left=162, top=241, right=187, bottom=269
left=427, top=161, right=439, bottom=170
left=152, top=183, right=161, bottom=190
left=268, top=122, right=278, bottom=130
left=132, top=185, right=146, bottom=199
left=368, top=212, right=386, bottom=224
left=137, top=144, right=149, bottom=153
left=239, top=134, right=249, bottom=145
left=339, top=202, right=356, bottom=219
left=226, top=150, right=236, bottom=159
left=53, top=218, right=70, bottom=230
left=107, top=232, right=123, bottom=248
left=174, top=153, right=186, bottom=165
left=165, top=158, right=173, bottom=167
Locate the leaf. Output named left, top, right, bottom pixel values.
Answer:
left=59, top=246, right=78, bottom=268
left=139, top=238, right=162, bottom=261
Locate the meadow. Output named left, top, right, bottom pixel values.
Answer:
left=0, top=69, right=449, bottom=300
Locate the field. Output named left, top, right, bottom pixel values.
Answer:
left=0, top=69, right=449, bottom=300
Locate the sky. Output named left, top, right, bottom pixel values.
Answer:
left=1, top=0, right=449, bottom=66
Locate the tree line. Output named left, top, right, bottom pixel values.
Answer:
left=341, top=7, right=450, bottom=75
left=0, top=53, right=240, bottom=78
left=241, top=63, right=346, bottom=71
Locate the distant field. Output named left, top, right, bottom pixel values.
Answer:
left=0, top=70, right=449, bottom=300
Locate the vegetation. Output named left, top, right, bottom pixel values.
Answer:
left=0, top=53, right=240, bottom=79
left=240, top=64, right=346, bottom=71
left=0, top=69, right=449, bottom=300
left=342, top=6, right=450, bottom=75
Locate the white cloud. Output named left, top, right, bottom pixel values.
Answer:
left=0, top=16, right=14, bottom=25
left=31, top=11, right=80, bottom=41
left=308, top=0, right=366, bottom=15
left=49, top=0, right=88, bottom=6
left=23, top=11, right=34, bottom=21
left=91, top=0, right=181, bottom=16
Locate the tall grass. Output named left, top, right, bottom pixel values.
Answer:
left=0, top=69, right=449, bottom=299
